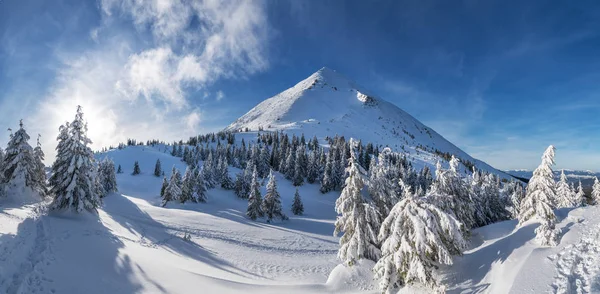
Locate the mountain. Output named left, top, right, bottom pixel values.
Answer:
left=507, top=169, right=600, bottom=190
left=227, top=67, right=512, bottom=179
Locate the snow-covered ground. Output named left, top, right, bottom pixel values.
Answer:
left=0, top=145, right=598, bottom=293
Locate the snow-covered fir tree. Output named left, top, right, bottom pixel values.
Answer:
left=50, top=107, right=101, bottom=212
left=203, top=152, right=216, bottom=189
left=368, top=148, right=399, bottom=217
left=219, top=157, right=234, bottom=190
left=592, top=177, right=600, bottom=205
left=555, top=170, right=574, bottom=208
left=180, top=167, right=196, bottom=203
left=429, top=157, right=475, bottom=230
left=195, top=168, right=207, bottom=203
left=32, top=134, right=47, bottom=196
left=162, top=167, right=182, bottom=206
left=291, top=188, right=304, bottom=215
left=518, top=145, right=559, bottom=246
left=154, top=159, right=162, bottom=177
left=246, top=167, right=263, bottom=220
left=1, top=120, right=40, bottom=197
left=334, top=139, right=380, bottom=265
left=320, top=152, right=334, bottom=193
left=574, top=180, right=585, bottom=207
left=160, top=176, right=168, bottom=198
left=306, top=151, right=320, bottom=184
left=507, top=181, right=525, bottom=218
left=98, top=158, right=117, bottom=197
left=374, top=185, right=467, bottom=293
left=132, top=161, right=141, bottom=175
left=117, top=164, right=122, bottom=174
left=261, top=170, right=287, bottom=222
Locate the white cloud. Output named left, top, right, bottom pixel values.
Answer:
left=28, top=0, right=271, bottom=162
left=102, top=0, right=269, bottom=109
left=216, top=90, right=225, bottom=101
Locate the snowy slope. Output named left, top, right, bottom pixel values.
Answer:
left=226, top=67, right=511, bottom=178
left=1, top=145, right=599, bottom=293
left=0, top=145, right=373, bottom=294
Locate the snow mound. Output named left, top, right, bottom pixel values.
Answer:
left=326, top=259, right=377, bottom=292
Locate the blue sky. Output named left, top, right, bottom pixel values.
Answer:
left=1, top=0, right=600, bottom=170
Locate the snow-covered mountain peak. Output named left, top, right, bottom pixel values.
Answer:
left=226, top=68, right=513, bottom=179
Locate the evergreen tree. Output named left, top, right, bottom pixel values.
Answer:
left=429, top=157, right=476, bottom=230
left=162, top=167, right=182, bottom=206
left=368, top=148, right=400, bottom=217
left=203, top=152, right=216, bottom=189
left=246, top=167, right=263, bottom=220
left=508, top=182, right=525, bottom=218
left=219, top=156, right=234, bottom=190
left=292, top=152, right=304, bottom=187
left=98, top=158, right=118, bottom=197
left=117, top=164, right=123, bottom=174
left=180, top=167, right=196, bottom=203
left=291, top=188, right=304, bottom=215
left=32, top=134, right=47, bottom=196
left=555, top=170, right=574, bottom=208
left=592, top=177, right=600, bottom=205
left=374, top=186, right=467, bottom=292
left=195, top=168, right=207, bottom=203
left=518, top=145, right=559, bottom=246
left=334, top=139, right=380, bottom=265
left=261, top=170, right=287, bottom=222
left=574, top=180, right=585, bottom=207
left=284, top=149, right=295, bottom=180
left=132, top=161, right=141, bottom=175
left=160, top=176, right=168, bottom=198
left=306, top=151, right=320, bottom=184
left=2, top=120, right=38, bottom=196
left=320, top=152, right=334, bottom=193
left=50, top=107, right=101, bottom=212
left=154, top=159, right=162, bottom=177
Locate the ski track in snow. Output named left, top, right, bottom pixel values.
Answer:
left=0, top=209, right=55, bottom=294
left=551, top=221, right=600, bottom=294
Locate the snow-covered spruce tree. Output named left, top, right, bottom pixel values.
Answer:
left=429, top=156, right=475, bottom=230
left=195, top=168, right=207, bottom=203
left=32, top=134, right=48, bottom=196
left=160, top=176, right=168, bottom=198
left=1, top=120, right=39, bottom=197
left=334, top=139, right=380, bottom=266
left=284, top=149, right=295, bottom=180
left=555, top=170, right=574, bottom=208
left=508, top=181, right=525, bottom=219
left=50, top=107, right=101, bottom=212
left=203, top=152, right=216, bottom=189
left=180, top=167, right=196, bottom=203
left=574, top=181, right=585, bottom=207
left=261, top=170, right=287, bottom=222
left=368, top=148, right=400, bottom=217
left=320, top=153, right=334, bottom=193
left=306, top=151, right=320, bottom=184
left=132, top=161, right=141, bottom=175
left=518, top=145, right=559, bottom=246
left=291, top=188, right=304, bottom=215
left=218, top=155, right=234, bottom=190
left=117, top=164, right=123, bottom=174
left=374, top=185, right=467, bottom=293
left=154, top=159, right=162, bottom=177
left=246, top=167, right=263, bottom=220
left=162, top=167, right=182, bottom=206
left=98, top=158, right=118, bottom=197
left=592, top=177, right=600, bottom=205
left=292, top=157, right=304, bottom=187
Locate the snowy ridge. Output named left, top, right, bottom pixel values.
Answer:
left=227, top=67, right=512, bottom=179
